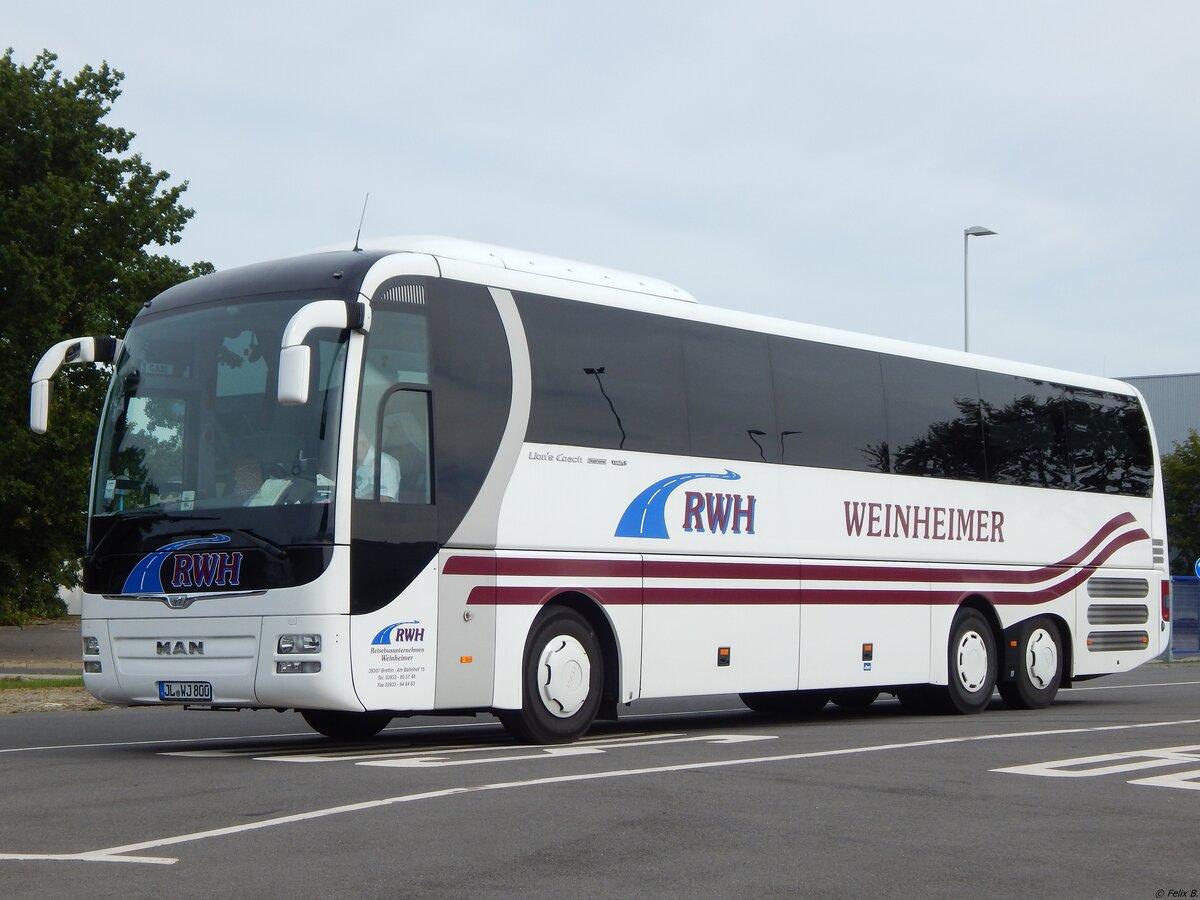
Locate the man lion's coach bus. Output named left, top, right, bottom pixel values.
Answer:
left=29, top=237, right=1170, bottom=742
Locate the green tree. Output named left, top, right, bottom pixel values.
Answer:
left=0, top=49, right=213, bottom=622
left=1163, top=430, right=1200, bottom=576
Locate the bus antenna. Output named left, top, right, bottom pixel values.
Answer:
left=352, top=193, right=370, bottom=252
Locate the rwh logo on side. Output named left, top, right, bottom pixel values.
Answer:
left=615, top=470, right=758, bottom=539
left=371, top=621, right=426, bottom=645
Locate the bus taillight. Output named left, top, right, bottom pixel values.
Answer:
left=1162, top=579, right=1171, bottom=623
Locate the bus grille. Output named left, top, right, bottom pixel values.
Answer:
left=1086, top=577, right=1149, bottom=599
left=1086, top=630, right=1149, bottom=651
left=1087, top=604, right=1149, bottom=625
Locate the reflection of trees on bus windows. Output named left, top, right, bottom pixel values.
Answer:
left=890, top=398, right=986, bottom=480
left=862, top=382, right=1152, bottom=495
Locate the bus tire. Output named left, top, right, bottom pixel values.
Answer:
left=498, top=606, right=603, bottom=744
left=942, top=607, right=997, bottom=714
left=998, top=617, right=1063, bottom=710
left=300, top=709, right=392, bottom=740
left=740, top=690, right=827, bottom=715
left=829, top=688, right=879, bottom=709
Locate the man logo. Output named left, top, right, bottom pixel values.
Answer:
left=156, top=640, right=204, bottom=656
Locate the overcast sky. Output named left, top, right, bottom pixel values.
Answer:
left=9, top=3, right=1200, bottom=378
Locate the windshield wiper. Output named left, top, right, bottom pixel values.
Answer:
left=225, top=527, right=288, bottom=560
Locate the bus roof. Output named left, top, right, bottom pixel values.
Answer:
left=333, top=235, right=697, bottom=305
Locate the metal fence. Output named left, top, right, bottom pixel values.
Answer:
left=1170, top=576, right=1200, bottom=657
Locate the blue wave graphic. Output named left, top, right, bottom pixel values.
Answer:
left=371, top=620, right=420, bottom=646
left=120, top=534, right=231, bottom=594
left=614, top=470, right=740, bottom=539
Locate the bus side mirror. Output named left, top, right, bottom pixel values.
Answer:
left=30, top=380, right=51, bottom=434
left=278, top=346, right=312, bottom=405
left=277, top=299, right=370, bottom=406
left=30, top=336, right=123, bottom=433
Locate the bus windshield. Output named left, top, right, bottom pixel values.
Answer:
left=90, top=296, right=349, bottom=535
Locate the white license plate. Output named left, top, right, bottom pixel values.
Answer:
left=158, top=681, right=212, bottom=702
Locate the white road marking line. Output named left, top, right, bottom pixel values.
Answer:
left=1129, top=769, right=1200, bottom=791
left=163, top=731, right=671, bottom=762
left=4, top=716, right=1200, bottom=867
left=359, top=734, right=777, bottom=769
left=1068, top=680, right=1200, bottom=692
left=992, top=745, right=1200, bottom=778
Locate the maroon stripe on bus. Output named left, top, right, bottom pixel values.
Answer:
left=450, top=516, right=1147, bottom=607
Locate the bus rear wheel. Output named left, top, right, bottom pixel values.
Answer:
left=498, top=607, right=603, bottom=744
left=300, top=709, right=392, bottom=741
left=998, top=617, right=1063, bottom=710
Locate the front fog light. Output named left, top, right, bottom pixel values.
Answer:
left=83, top=636, right=100, bottom=656
left=277, top=660, right=321, bottom=674
left=84, top=660, right=102, bottom=674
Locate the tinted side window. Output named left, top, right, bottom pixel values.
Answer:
left=1066, top=389, right=1153, bottom=496
left=684, top=323, right=777, bottom=462
left=519, top=294, right=688, bottom=455
left=980, top=374, right=1071, bottom=489
left=881, top=357, right=985, bottom=480
left=771, top=337, right=888, bottom=472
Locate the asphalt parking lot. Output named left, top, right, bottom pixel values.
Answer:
left=1, top=660, right=1198, bottom=899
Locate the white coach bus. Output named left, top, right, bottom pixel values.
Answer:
left=30, top=237, right=1170, bottom=742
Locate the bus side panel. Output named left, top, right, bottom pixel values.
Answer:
left=492, top=605, right=541, bottom=710
left=348, top=558, right=439, bottom=710
left=800, top=601, right=932, bottom=690
left=640, top=554, right=799, bottom=698
left=639, top=603, right=799, bottom=698
left=434, top=549, right=496, bottom=710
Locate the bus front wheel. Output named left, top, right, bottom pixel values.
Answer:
left=498, top=607, right=603, bottom=744
left=301, top=709, right=392, bottom=741
left=998, top=617, right=1063, bottom=710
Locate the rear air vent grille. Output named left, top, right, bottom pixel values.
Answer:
left=1087, top=604, right=1149, bottom=625
left=1086, top=577, right=1149, bottom=599
left=1086, top=631, right=1149, bottom=652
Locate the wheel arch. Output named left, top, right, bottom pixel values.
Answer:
left=958, top=594, right=1004, bottom=665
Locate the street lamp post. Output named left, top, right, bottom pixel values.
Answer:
left=963, top=225, right=996, bottom=352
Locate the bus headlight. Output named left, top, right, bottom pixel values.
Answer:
left=277, top=634, right=321, bottom=654
left=83, top=636, right=100, bottom=656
